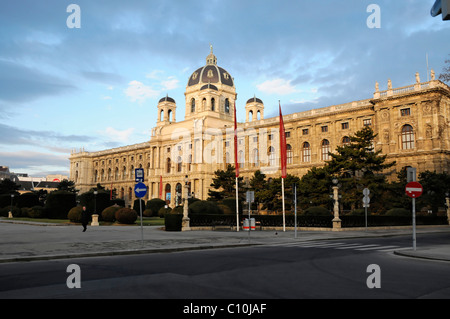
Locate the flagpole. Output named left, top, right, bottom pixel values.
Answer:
left=282, top=177, right=286, bottom=232
left=236, top=177, right=239, bottom=232
left=234, top=101, right=240, bottom=232
left=279, top=100, right=287, bottom=232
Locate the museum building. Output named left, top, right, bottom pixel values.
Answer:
left=70, top=49, right=450, bottom=207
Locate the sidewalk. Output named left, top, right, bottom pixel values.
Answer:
left=0, top=218, right=449, bottom=263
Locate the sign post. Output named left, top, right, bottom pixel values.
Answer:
left=363, top=188, right=370, bottom=231
left=405, top=181, right=423, bottom=251
left=294, top=183, right=298, bottom=238
left=246, top=191, right=255, bottom=241
left=134, top=182, right=147, bottom=245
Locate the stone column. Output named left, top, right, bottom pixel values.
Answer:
left=182, top=176, right=191, bottom=231
left=332, top=186, right=342, bottom=231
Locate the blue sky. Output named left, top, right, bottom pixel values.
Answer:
left=1, top=0, right=449, bottom=177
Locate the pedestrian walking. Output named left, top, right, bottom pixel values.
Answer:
left=81, top=206, right=90, bottom=232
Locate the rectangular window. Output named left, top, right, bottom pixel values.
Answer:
left=341, top=122, right=349, bottom=130
left=268, top=134, right=274, bottom=141
left=285, top=131, right=291, bottom=138
left=363, top=119, right=372, bottom=126
left=302, top=129, right=309, bottom=135
left=321, top=126, right=328, bottom=133
left=401, top=108, right=411, bottom=116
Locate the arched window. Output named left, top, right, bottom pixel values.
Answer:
left=166, top=158, right=171, bottom=174
left=302, top=142, right=311, bottom=163
left=268, top=146, right=276, bottom=166
left=252, top=149, right=259, bottom=167
left=225, top=152, right=230, bottom=164
left=321, top=140, right=330, bottom=161
left=211, top=98, right=215, bottom=111
left=342, top=136, right=351, bottom=145
left=225, top=98, right=230, bottom=113
left=177, top=156, right=182, bottom=172
left=249, top=110, right=253, bottom=122
left=238, top=150, right=244, bottom=164
left=402, top=125, right=415, bottom=149
left=191, top=98, right=195, bottom=113
left=287, top=144, right=293, bottom=164
left=188, top=154, right=192, bottom=171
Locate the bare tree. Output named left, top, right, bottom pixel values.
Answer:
left=439, top=54, right=450, bottom=83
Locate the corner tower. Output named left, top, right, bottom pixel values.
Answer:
left=184, top=46, right=237, bottom=121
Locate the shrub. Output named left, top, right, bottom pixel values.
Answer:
left=133, top=199, right=146, bottom=212
left=17, top=192, right=40, bottom=208
left=115, top=207, right=138, bottom=224
left=45, top=191, right=76, bottom=219
left=158, top=206, right=172, bottom=218
left=303, top=206, right=331, bottom=216
left=101, top=205, right=121, bottom=222
left=165, top=213, right=182, bottom=231
left=68, top=206, right=83, bottom=223
left=78, top=191, right=110, bottom=215
left=349, top=208, right=365, bottom=216
left=143, top=208, right=153, bottom=217
left=189, top=200, right=224, bottom=215
left=385, top=208, right=410, bottom=216
left=218, top=204, right=233, bottom=215
left=28, top=206, right=45, bottom=218
left=146, top=198, right=166, bottom=216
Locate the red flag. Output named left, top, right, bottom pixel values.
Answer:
left=234, top=101, right=239, bottom=177
left=159, top=176, right=163, bottom=199
left=279, top=101, right=287, bottom=178
left=110, top=182, right=113, bottom=200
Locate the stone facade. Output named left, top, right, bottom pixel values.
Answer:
left=70, top=49, right=450, bottom=207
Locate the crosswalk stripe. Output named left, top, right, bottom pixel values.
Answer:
left=263, top=241, right=408, bottom=253
left=355, top=245, right=398, bottom=251
left=335, top=244, right=379, bottom=250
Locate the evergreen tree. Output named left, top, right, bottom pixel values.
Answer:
left=208, top=164, right=243, bottom=201
left=57, top=179, right=78, bottom=193
left=324, top=127, right=395, bottom=211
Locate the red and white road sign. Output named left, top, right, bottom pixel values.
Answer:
left=405, top=181, right=423, bottom=198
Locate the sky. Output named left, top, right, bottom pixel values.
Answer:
left=1, top=0, right=449, bottom=177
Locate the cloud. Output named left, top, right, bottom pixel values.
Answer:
left=0, top=123, right=91, bottom=152
left=124, top=80, right=159, bottom=103
left=256, top=78, right=298, bottom=95
left=0, top=60, right=75, bottom=103
left=161, top=76, right=179, bottom=91
left=82, top=71, right=125, bottom=85
left=100, top=127, right=135, bottom=143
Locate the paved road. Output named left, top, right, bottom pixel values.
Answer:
left=0, top=230, right=449, bottom=301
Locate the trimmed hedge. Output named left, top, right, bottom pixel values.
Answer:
left=189, top=200, right=223, bottom=215
left=68, top=206, right=83, bottom=223
left=165, top=214, right=182, bottom=231
left=115, top=207, right=138, bottom=224
left=146, top=198, right=166, bottom=217
left=45, top=191, right=76, bottom=219
left=102, top=205, right=121, bottom=222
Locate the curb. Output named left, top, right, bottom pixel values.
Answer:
left=0, top=243, right=257, bottom=264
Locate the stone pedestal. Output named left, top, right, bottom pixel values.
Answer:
left=181, top=183, right=191, bottom=231
left=332, top=186, right=342, bottom=231
left=91, top=214, right=99, bottom=226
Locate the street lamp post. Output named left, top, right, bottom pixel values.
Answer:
left=91, top=190, right=99, bottom=226
left=182, top=175, right=191, bottom=231
left=332, top=178, right=342, bottom=231
left=446, top=193, right=450, bottom=225
left=9, top=194, right=14, bottom=218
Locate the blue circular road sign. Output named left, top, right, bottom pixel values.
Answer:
left=134, top=182, right=147, bottom=198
